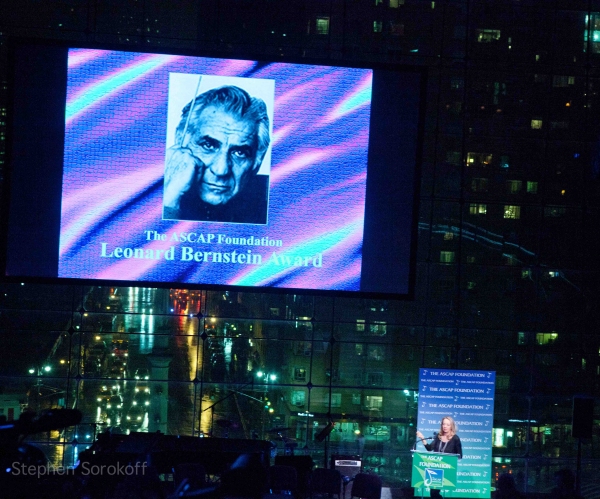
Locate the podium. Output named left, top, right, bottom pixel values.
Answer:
left=411, top=450, right=459, bottom=497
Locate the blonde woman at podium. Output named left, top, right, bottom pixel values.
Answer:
left=416, top=415, right=462, bottom=457
left=416, top=416, right=463, bottom=498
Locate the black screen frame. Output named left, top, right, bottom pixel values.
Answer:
left=1, top=38, right=425, bottom=300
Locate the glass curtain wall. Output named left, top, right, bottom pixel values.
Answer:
left=0, top=282, right=597, bottom=493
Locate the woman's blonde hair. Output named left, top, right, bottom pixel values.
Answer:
left=438, top=416, right=458, bottom=438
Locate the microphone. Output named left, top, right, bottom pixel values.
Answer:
left=417, top=431, right=437, bottom=440
left=413, top=433, right=433, bottom=451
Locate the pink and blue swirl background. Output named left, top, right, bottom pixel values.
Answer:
left=58, top=49, right=373, bottom=291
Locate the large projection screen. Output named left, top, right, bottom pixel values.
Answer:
left=2, top=41, right=424, bottom=298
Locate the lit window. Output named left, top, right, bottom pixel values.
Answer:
left=526, top=181, right=538, bottom=194
left=369, top=321, right=387, bottom=336
left=536, top=332, right=558, bottom=345
left=356, top=319, right=365, bottom=332
left=584, top=14, right=600, bottom=53
left=469, top=203, right=487, bottom=215
left=466, top=152, right=493, bottom=167
left=365, top=395, right=383, bottom=409
left=507, top=180, right=522, bottom=194
left=367, top=345, right=385, bottom=361
left=444, top=232, right=454, bottom=240
left=373, top=21, right=383, bottom=33
left=476, top=29, right=501, bottom=43
left=440, top=251, right=455, bottom=263
left=355, top=344, right=364, bottom=356
left=504, top=205, right=521, bottom=219
left=552, top=75, right=576, bottom=87
left=522, top=269, right=531, bottom=279
left=493, top=428, right=505, bottom=447
left=531, top=119, right=543, bottom=129
left=352, top=394, right=361, bottom=405
left=315, top=17, right=330, bottom=35
left=294, top=368, right=307, bottom=381
left=390, top=0, right=404, bottom=6
left=292, top=390, right=305, bottom=407
left=330, top=393, right=342, bottom=408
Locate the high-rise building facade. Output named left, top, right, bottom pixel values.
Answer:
left=1, top=1, right=600, bottom=496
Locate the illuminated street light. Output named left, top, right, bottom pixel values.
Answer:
left=28, top=365, right=53, bottom=410
left=256, top=371, right=277, bottom=382
left=29, top=365, right=51, bottom=375
left=254, top=371, right=278, bottom=438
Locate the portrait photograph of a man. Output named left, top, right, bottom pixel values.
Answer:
left=163, top=74, right=274, bottom=224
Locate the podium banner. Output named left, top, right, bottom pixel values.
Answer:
left=411, top=451, right=458, bottom=491
left=416, top=368, right=495, bottom=498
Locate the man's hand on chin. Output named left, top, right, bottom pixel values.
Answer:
left=163, top=146, right=201, bottom=209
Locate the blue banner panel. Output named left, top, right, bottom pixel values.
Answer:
left=416, top=368, right=495, bottom=498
